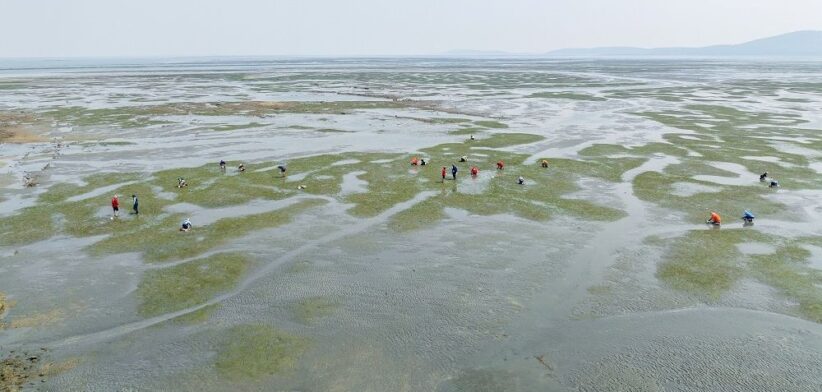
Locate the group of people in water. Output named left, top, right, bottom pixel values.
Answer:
left=110, top=159, right=288, bottom=231
left=414, top=155, right=540, bottom=187
left=705, top=171, right=781, bottom=227
left=107, top=142, right=782, bottom=232
left=110, top=194, right=139, bottom=218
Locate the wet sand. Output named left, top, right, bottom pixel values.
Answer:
left=1, top=58, right=821, bottom=391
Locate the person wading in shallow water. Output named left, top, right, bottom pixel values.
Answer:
left=131, top=194, right=139, bottom=215
left=219, top=160, right=226, bottom=172
left=441, top=166, right=447, bottom=182
left=180, top=218, right=192, bottom=232
left=111, top=194, right=119, bottom=218
left=277, top=164, right=287, bottom=177
left=451, top=164, right=458, bottom=180
left=759, top=172, right=768, bottom=182
left=496, top=160, right=505, bottom=170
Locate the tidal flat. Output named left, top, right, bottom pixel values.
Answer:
left=1, top=58, right=821, bottom=391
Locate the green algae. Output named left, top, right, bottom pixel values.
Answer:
left=529, top=91, right=606, bottom=101
left=214, top=324, right=309, bottom=379
left=137, top=253, right=251, bottom=317
left=38, top=172, right=144, bottom=204
left=45, top=101, right=412, bottom=128
left=633, top=105, right=822, bottom=191
left=579, top=142, right=689, bottom=159
left=470, top=133, right=544, bottom=148
left=749, top=243, right=822, bottom=322
left=171, top=304, right=220, bottom=325
left=95, top=141, right=137, bottom=146
left=4, top=134, right=632, bottom=249
left=448, top=126, right=485, bottom=136
left=473, top=120, right=508, bottom=129
left=657, top=229, right=766, bottom=300
left=388, top=199, right=446, bottom=232
left=633, top=171, right=788, bottom=224
left=90, top=199, right=325, bottom=262
left=400, top=116, right=471, bottom=124
left=292, top=297, right=340, bottom=324
left=0, top=206, right=55, bottom=246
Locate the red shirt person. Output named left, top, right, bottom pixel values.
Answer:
left=441, top=167, right=447, bottom=181
left=111, top=195, right=120, bottom=217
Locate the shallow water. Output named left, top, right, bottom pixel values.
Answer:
left=1, top=58, right=822, bottom=391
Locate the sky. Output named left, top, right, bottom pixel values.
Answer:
left=1, top=0, right=821, bottom=57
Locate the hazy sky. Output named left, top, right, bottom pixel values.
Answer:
left=2, top=0, right=821, bottom=57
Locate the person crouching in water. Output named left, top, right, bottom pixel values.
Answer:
left=420, top=158, right=427, bottom=166
left=219, top=160, right=226, bottom=172
left=459, top=156, right=467, bottom=163
left=496, top=160, right=505, bottom=170
left=517, top=176, right=525, bottom=185
left=111, top=194, right=120, bottom=218
left=177, top=177, right=188, bottom=188
left=238, top=164, right=246, bottom=173
left=441, top=167, right=447, bottom=183
left=180, top=218, right=192, bottom=232
left=470, top=166, right=479, bottom=177
left=769, top=180, right=779, bottom=188
left=759, top=172, right=767, bottom=182
left=742, top=210, right=755, bottom=224
left=277, top=164, right=287, bottom=177
left=541, top=160, right=549, bottom=168
left=707, top=211, right=721, bottom=226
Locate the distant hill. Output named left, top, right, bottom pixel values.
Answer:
left=546, top=31, right=822, bottom=57
left=441, top=49, right=518, bottom=57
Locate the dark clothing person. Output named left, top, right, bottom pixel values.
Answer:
left=451, top=165, right=458, bottom=180
left=517, top=176, right=525, bottom=185
left=219, top=160, right=226, bottom=171
left=277, top=165, right=287, bottom=176
left=420, top=159, right=426, bottom=166
left=132, top=194, right=139, bottom=215
left=238, top=164, right=245, bottom=172
left=760, top=172, right=767, bottom=181
left=769, top=180, right=779, bottom=188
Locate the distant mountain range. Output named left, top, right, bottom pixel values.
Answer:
left=445, top=31, right=822, bottom=57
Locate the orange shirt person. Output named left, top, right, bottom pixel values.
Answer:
left=707, top=211, right=721, bottom=225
